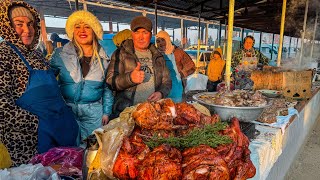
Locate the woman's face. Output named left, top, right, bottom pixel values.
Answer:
left=12, top=17, right=35, bottom=46
left=244, top=37, right=254, bottom=50
left=156, top=38, right=166, bottom=52
left=73, top=22, right=93, bottom=46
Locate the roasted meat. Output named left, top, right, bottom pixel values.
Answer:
left=132, top=99, right=177, bottom=130
left=113, top=128, right=150, bottom=179
left=138, top=144, right=182, bottom=180
left=175, top=102, right=201, bottom=124
left=182, top=145, right=229, bottom=180
left=216, top=118, right=256, bottom=179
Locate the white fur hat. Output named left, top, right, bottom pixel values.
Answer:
left=66, top=10, right=103, bottom=40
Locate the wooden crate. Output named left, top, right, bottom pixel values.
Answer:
left=251, top=70, right=312, bottom=99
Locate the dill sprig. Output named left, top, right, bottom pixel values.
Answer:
left=143, top=122, right=232, bottom=149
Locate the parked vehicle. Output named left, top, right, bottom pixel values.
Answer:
left=185, top=49, right=212, bottom=74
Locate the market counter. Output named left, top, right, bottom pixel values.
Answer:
left=249, top=89, right=320, bottom=180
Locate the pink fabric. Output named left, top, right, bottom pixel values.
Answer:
left=30, top=147, right=84, bottom=177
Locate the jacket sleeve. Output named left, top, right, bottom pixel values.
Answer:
left=102, top=82, right=114, bottom=115
left=49, top=48, right=61, bottom=76
left=106, top=49, right=137, bottom=91
left=157, top=57, right=172, bottom=98
left=256, top=50, right=270, bottom=65
left=180, top=49, right=195, bottom=78
left=0, top=60, right=38, bottom=133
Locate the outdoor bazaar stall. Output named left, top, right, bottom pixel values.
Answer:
left=1, top=70, right=319, bottom=180
left=9, top=66, right=317, bottom=179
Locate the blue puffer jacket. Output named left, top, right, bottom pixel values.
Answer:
left=49, top=42, right=114, bottom=140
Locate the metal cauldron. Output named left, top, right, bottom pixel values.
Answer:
left=193, top=92, right=270, bottom=122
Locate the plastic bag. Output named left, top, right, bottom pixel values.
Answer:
left=184, top=72, right=208, bottom=93
left=0, top=163, right=60, bottom=180
left=30, top=147, right=84, bottom=177
left=89, top=105, right=136, bottom=179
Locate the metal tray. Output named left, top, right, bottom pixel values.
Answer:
left=193, top=92, right=270, bottom=122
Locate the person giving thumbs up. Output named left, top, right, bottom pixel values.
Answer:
left=130, top=62, right=145, bottom=84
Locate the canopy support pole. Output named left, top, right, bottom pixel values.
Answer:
left=180, top=19, right=184, bottom=48
left=75, top=0, right=79, bottom=10
left=259, top=32, right=262, bottom=52
left=299, top=0, right=309, bottom=66
left=196, top=8, right=202, bottom=72
left=205, top=23, right=209, bottom=45
left=271, top=33, right=274, bottom=61
left=311, top=9, right=318, bottom=58
left=218, top=21, right=222, bottom=46
left=173, top=28, right=175, bottom=42
left=82, top=0, right=87, bottom=10
left=154, top=0, right=158, bottom=35
left=295, top=38, right=299, bottom=57
left=225, top=0, right=235, bottom=90
left=241, top=28, right=244, bottom=42
left=288, top=36, right=292, bottom=58
left=277, top=0, right=287, bottom=67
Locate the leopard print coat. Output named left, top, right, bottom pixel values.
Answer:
left=0, top=0, right=49, bottom=166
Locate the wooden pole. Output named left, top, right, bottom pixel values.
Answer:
left=277, top=0, right=287, bottom=67
left=225, top=0, right=235, bottom=90
left=299, top=0, right=309, bottom=66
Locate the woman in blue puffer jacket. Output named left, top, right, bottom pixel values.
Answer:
left=50, top=10, right=113, bottom=143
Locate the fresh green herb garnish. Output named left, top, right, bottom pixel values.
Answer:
left=143, top=122, right=232, bottom=149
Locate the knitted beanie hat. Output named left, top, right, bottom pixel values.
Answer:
left=66, top=10, right=103, bottom=40
left=10, top=6, right=34, bottom=21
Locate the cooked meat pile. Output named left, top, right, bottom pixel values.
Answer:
left=257, top=98, right=288, bottom=123
left=113, top=99, right=256, bottom=180
left=182, top=145, right=229, bottom=180
left=198, top=90, right=267, bottom=107
left=216, top=118, right=256, bottom=179
left=138, top=144, right=182, bottom=180
left=113, top=128, right=150, bottom=179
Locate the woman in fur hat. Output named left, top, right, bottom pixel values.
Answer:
left=231, top=35, right=270, bottom=90
left=50, top=11, right=114, bottom=142
left=156, top=30, right=195, bottom=102
left=0, top=0, right=78, bottom=166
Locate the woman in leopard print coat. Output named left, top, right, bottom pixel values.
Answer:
left=0, top=0, right=78, bottom=166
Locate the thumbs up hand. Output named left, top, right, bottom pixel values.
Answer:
left=130, top=62, right=145, bottom=84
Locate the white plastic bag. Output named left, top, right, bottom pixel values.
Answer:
left=89, top=105, right=137, bottom=179
left=0, top=163, right=60, bottom=180
left=184, top=73, right=208, bottom=93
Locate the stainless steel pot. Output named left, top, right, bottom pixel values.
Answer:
left=193, top=92, right=270, bottom=122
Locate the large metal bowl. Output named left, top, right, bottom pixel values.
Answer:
left=192, top=92, right=270, bottom=122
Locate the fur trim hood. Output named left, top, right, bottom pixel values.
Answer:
left=0, top=0, right=41, bottom=51
left=66, top=10, right=103, bottom=40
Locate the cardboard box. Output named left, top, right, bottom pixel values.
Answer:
left=251, top=70, right=312, bottom=99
